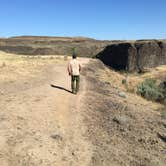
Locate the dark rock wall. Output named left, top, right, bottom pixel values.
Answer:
left=96, top=43, right=137, bottom=71
left=97, top=40, right=166, bottom=72
left=135, top=41, right=161, bottom=70
left=159, top=42, right=166, bottom=65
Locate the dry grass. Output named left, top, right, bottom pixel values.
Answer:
left=96, top=61, right=165, bottom=112
left=0, top=51, right=67, bottom=83
left=98, top=67, right=125, bottom=90
left=98, top=64, right=166, bottom=94
left=127, top=66, right=166, bottom=92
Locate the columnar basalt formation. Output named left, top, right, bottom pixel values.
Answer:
left=97, top=40, right=166, bottom=72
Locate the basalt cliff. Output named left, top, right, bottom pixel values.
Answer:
left=0, top=36, right=166, bottom=72
left=97, top=40, right=166, bottom=72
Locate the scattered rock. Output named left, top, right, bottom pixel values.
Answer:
left=50, top=134, right=63, bottom=141
left=157, top=133, right=166, bottom=143
left=118, top=91, right=127, bottom=98
left=113, top=115, right=130, bottom=125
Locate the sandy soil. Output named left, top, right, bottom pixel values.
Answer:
left=0, top=52, right=166, bottom=166
left=0, top=56, right=92, bottom=166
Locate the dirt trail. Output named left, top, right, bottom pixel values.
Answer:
left=0, top=58, right=92, bottom=166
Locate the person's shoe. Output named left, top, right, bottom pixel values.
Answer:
left=72, top=90, right=76, bottom=94
left=75, top=90, right=79, bottom=94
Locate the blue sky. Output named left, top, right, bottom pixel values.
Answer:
left=0, top=0, right=166, bottom=40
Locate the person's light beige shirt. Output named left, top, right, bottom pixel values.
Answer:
left=68, top=59, right=81, bottom=76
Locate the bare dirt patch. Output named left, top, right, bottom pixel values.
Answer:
left=0, top=52, right=92, bottom=166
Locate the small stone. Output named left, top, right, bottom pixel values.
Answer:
left=113, top=115, right=130, bottom=126
left=157, top=133, right=166, bottom=143
left=118, top=91, right=127, bottom=98
left=51, top=134, right=63, bottom=141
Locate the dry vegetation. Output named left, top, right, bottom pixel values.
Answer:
left=82, top=60, right=166, bottom=166
left=0, top=51, right=68, bottom=83
left=98, top=64, right=166, bottom=94
left=97, top=61, right=166, bottom=118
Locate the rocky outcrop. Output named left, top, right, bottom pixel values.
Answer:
left=96, top=40, right=166, bottom=72
left=0, top=36, right=113, bottom=57
left=1, top=36, right=166, bottom=72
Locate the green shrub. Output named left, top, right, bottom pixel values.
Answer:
left=71, top=47, right=76, bottom=56
left=137, top=78, right=163, bottom=101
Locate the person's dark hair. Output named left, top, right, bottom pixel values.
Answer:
left=72, top=54, right=77, bottom=59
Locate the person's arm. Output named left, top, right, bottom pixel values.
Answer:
left=79, top=63, right=81, bottom=72
left=67, top=62, right=71, bottom=75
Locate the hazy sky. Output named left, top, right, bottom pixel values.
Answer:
left=0, top=0, right=166, bottom=40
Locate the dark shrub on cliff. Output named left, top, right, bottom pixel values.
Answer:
left=137, top=78, right=163, bottom=101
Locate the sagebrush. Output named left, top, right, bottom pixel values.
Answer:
left=137, top=78, right=164, bottom=102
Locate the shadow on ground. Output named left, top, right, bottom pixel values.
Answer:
left=50, top=84, right=72, bottom=93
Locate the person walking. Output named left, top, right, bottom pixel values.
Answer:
left=67, top=54, right=81, bottom=94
